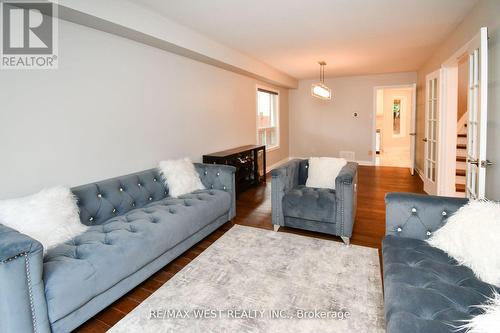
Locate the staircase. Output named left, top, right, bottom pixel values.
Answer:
left=455, top=123, right=467, bottom=194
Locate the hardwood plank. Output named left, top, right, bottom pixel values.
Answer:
left=75, top=165, right=423, bottom=332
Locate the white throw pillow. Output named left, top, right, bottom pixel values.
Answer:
left=460, top=291, right=500, bottom=333
left=158, top=158, right=205, bottom=198
left=0, top=186, right=87, bottom=253
left=427, top=200, right=500, bottom=286
left=305, top=157, right=347, bottom=190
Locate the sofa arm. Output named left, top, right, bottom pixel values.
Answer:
left=194, top=163, right=237, bottom=219
left=0, top=224, right=50, bottom=333
left=385, top=192, right=468, bottom=240
left=271, top=159, right=301, bottom=226
left=334, top=162, right=358, bottom=237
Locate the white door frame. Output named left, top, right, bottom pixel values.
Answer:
left=439, top=27, right=489, bottom=198
left=371, top=84, right=417, bottom=172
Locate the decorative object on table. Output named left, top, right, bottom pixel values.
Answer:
left=158, top=157, right=205, bottom=197
left=311, top=61, right=332, bottom=100
left=271, top=159, right=358, bottom=245
left=108, top=225, right=384, bottom=333
left=305, top=157, right=347, bottom=189
left=427, top=199, right=500, bottom=286
left=203, top=145, right=266, bottom=194
left=383, top=192, right=500, bottom=333
left=0, top=186, right=87, bottom=253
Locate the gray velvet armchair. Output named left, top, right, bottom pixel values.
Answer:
left=271, top=159, right=358, bottom=245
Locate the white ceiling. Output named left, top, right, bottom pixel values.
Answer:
left=134, top=0, right=477, bottom=79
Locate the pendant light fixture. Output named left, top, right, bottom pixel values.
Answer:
left=311, top=61, right=332, bottom=100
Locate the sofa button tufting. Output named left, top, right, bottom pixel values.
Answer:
left=217, top=172, right=220, bottom=176
left=97, top=193, right=102, bottom=198
left=153, top=178, right=157, bottom=182
left=138, top=183, right=141, bottom=187
left=397, top=227, right=402, bottom=232
left=442, top=211, right=447, bottom=216
left=411, top=207, right=417, bottom=213
left=223, top=186, right=227, bottom=190
left=131, top=202, right=135, bottom=207
left=305, top=165, right=308, bottom=169
left=204, top=171, right=208, bottom=175
left=119, top=187, right=124, bottom=192
left=426, top=231, right=432, bottom=236
left=149, top=197, right=153, bottom=201
left=211, top=185, right=214, bottom=189
left=112, top=208, right=116, bottom=213
left=164, top=191, right=167, bottom=195
left=89, top=217, right=94, bottom=222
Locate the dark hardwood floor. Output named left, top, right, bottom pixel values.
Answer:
left=75, top=165, right=424, bottom=332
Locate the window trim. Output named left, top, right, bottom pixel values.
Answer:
left=256, top=84, right=280, bottom=151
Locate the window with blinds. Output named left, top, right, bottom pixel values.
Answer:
left=257, top=88, right=279, bottom=150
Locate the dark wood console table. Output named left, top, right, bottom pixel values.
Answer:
left=203, top=145, right=266, bottom=194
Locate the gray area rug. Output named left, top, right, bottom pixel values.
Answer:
left=109, top=225, right=384, bottom=332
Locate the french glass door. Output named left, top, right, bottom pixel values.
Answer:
left=466, top=27, right=489, bottom=199
left=423, top=70, right=440, bottom=195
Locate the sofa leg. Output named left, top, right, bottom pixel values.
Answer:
left=273, top=225, right=280, bottom=232
left=341, top=236, right=350, bottom=246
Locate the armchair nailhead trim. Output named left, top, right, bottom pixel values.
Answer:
left=1, top=251, right=28, bottom=263
left=25, top=254, right=37, bottom=333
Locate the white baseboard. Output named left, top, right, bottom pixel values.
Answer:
left=287, top=156, right=374, bottom=166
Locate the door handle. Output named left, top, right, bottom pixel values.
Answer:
left=422, top=138, right=428, bottom=142
left=469, top=158, right=479, bottom=166
left=481, top=160, right=493, bottom=168
left=409, top=133, right=416, bottom=136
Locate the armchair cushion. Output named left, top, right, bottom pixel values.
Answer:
left=282, top=185, right=336, bottom=223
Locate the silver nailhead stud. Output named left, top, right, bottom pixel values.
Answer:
left=442, top=211, right=447, bottom=216
left=397, top=227, right=402, bottom=232
left=411, top=208, right=417, bottom=213
left=97, top=193, right=102, bottom=198
left=426, top=231, right=432, bottom=236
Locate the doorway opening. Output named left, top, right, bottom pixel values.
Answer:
left=373, top=85, right=416, bottom=171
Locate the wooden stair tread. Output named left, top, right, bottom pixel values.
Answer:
left=456, top=156, right=466, bottom=162
left=456, top=184, right=466, bottom=192
left=456, top=144, right=467, bottom=149
left=456, top=169, right=466, bottom=176
left=457, top=134, right=467, bottom=138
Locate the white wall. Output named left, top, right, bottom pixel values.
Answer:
left=289, top=72, right=416, bottom=162
left=416, top=0, right=500, bottom=200
left=0, top=19, right=289, bottom=199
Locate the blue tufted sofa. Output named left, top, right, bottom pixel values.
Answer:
left=0, top=163, right=235, bottom=333
left=383, top=192, right=500, bottom=333
left=271, top=159, right=358, bottom=245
